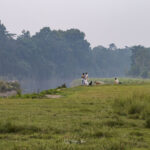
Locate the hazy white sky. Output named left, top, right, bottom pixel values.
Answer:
left=0, top=0, right=150, bottom=48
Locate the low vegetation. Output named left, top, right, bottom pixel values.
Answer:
left=0, top=79, right=150, bottom=150
left=0, top=82, right=150, bottom=149
left=12, top=83, right=67, bottom=99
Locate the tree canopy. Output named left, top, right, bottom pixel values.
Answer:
left=128, top=46, right=150, bottom=78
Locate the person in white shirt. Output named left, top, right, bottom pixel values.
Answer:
left=84, top=73, right=89, bottom=85
left=114, top=77, right=121, bottom=84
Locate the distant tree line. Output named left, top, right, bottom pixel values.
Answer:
left=128, top=46, right=150, bottom=78
left=0, top=21, right=149, bottom=89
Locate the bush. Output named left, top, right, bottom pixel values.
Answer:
left=0, top=81, right=8, bottom=92
left=57, top=83, right=67, bottom=89
left=0, top=80, right=21, bottom=93
left=17, top=89, right=22, bottom=96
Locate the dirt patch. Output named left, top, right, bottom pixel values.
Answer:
left=45, top=95, right=62, bottom=99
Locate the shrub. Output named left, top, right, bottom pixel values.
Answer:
left=0, top=81, right=8, bottom=92
left=0, top=80, right=21, bottom=93
left=57, top=83, right=67, bottom=89
left=16, top=89, right=22, bottom=96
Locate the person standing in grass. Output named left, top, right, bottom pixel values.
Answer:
left=84, top=72, right=89, bottom=85
left=81, top=73, right=85, bottom=85
left=85, top=72, right=88, bottom=80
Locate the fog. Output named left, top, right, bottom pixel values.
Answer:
left=0, top=0, right=150, bottom=47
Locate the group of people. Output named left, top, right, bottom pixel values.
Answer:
left=81, top=73, right=92, bottom=86
left=81, top=73, right=121, bottom=86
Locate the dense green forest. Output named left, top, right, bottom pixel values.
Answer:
left=0, top=21, right=149, bottom=91
left=128, top=46, right=150, bottom=78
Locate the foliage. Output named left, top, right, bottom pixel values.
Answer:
left=91, top=46, right=131, bottom=77
left=57, top=83, right=67, bottom=89
left=0, top=80, right=20, bottom=93
left=128, top=45, right=150, bottom=78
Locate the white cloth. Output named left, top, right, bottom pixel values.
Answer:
left=84, top=79, right=89, bottom=85
left=115, top=79, right=119, bottom=84
left=85, top=74, right=89, bottom=85
left=85, top=74, right=88, bottom=80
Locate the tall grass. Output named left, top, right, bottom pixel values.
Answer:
left=113, top=93, right=150, bottom=127
left=0, top=121, right=41, bottom=134
left=0, top=84, right=150, bottom=150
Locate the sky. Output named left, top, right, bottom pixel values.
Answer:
left=0, top=0, right=150, bottom=48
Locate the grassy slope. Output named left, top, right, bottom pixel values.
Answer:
left=71, top=78, right=150, bottom=87
left=0, top=85, right=150, bottom=150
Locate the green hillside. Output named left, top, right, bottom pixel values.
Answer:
left=0, top=84, right=150, bottom=150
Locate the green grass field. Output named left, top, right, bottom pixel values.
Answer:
left=0, top=83, right=150, bottom=150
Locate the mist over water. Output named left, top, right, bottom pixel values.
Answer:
left=20, top=78, right=73, bottom=93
